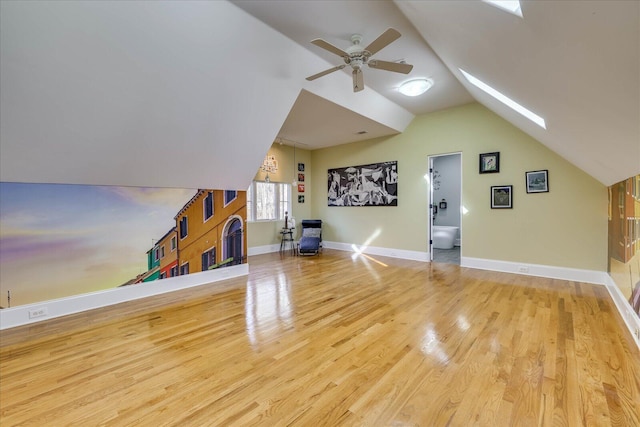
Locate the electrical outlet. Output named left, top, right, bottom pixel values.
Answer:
left=28, top=307, right=48, bottom=319
left=517, top=266, right=529, bottom=273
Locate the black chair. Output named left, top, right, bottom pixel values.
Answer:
left=298, top=220, right=322, bottom=255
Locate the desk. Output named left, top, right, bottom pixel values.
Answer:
left=279, top=228, right=296, bottom=255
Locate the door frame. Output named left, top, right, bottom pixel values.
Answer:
left=428, top=152, right=463, bottom=262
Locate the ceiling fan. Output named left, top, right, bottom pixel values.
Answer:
left=306, top=28, right=413, bottom=93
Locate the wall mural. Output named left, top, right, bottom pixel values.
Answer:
left=0, top=183, right=246, bottom=308
left=328, top=161, right=398, bottom=206
left=608, top=174, right=640, bottom=318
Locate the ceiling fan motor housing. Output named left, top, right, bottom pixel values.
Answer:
left=345, top=35, right=369, bottom=70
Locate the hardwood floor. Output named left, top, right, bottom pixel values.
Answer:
left=1, top=250, right=639, bottom=426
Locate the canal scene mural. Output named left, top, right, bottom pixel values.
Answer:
left=0, top=183, right=246, bottom=308
left=608, top=174, right=640, bottom=317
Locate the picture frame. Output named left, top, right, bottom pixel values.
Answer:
left=298, top=163, right=305, bottom=172
left=525, top=170, right=549, bottom=193
left=298, top=195, right=305, bottom=203
left=491, top=185, right=512, bottom=209
left=479, top=152, right=500, bottom=174
left=298, top=173, right=305, bottom=182
left=328, top=161, right=398, bottom=206
left=297, top=183, right=305, bottom=193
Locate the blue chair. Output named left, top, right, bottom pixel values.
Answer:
left=298, top=220, right=322, bottom=255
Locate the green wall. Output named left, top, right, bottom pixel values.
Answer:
left=309, top=103, right=608, bottom=271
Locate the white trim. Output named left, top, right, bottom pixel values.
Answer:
left=0, top=264, right=249, bottom=330
left=461, top=256, right=605, bottom=285
left=323, top=241, right=429, bottom=262
left=203, top=190, right=214, bottom=223
left=603, top=274, right=640, bottom=349
left=222, top=215, right=244, bottom=262
left=248, top=244, right=281, bottom=256
left=223, top=190, right=237, bottom=207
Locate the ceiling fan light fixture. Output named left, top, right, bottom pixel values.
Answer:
left=398, top=78, right=433, bottom=97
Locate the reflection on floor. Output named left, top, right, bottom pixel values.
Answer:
left=433, top=246, right=460, bottom=265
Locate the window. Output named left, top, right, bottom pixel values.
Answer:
left=160, top=245, right=165, bottom=259
left=159, top=271, right=167, bottom=279
left=171, top=236, right=177, bottom=251
left=154, top=247, right=160, bottom=261
left=170, top=265, right=178, bottom=277
left=180, top=262, right=189, bottom=276
left=179, top=216, right=188, bottom=239
left=203, top=191, right=214, bottom=221
left=246, top=182, right=291, bottom=221
left=224, top=190, right=237, bottom=206
left=202, top=247, right=216, bottom=271
left=459, top=68, right=546, bottom=129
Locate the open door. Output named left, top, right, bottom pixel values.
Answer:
left=428, top=156, right=435, bottom=262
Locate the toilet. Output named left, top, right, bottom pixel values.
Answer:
left=432, top=226, right=458, bottom=249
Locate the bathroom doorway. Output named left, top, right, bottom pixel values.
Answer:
left=428, top=153, right=462, bottom=265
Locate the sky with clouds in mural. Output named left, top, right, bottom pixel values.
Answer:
left=0, top=183, right=196, bottom=307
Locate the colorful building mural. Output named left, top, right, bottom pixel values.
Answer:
left=0, top=183, right=247, bottom=307
left=158, top=227, right=178, bottom=280
left=608, top=174, right=640, bottom=316
left=174, top=189, right=247, bottom=275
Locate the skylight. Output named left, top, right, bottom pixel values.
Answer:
left=482, top=0, right=523, bottom=18
left=459, top=69, right=546, bottom=129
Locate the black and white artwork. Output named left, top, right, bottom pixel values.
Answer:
left=328, top=161, right=398, bottom=206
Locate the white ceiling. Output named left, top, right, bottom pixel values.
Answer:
left=1, top=1, right=638, bottom=189
left=236, top=0, right=639, bottom=186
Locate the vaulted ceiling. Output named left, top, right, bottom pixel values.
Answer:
left=1, top=1, right=638, bottom=189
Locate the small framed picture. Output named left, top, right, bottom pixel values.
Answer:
left=525, top=170, right=549, bottom=193
left=298, top=163, right=305, bottom=172
left=298, top=173, right=305, bottom=182
left=491, top=185, right=512, bottom=209
left=479, top=152, right=500, bottom=174
left=298, top=195, right=305, bottom=203
left=298, top=183, right=305, bottom=193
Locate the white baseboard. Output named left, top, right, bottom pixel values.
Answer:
left=323, top=241, right=429, bottom=262
left=602, top=274, right=640, bottom=349
left=461, top=257, right=639, bottom=350
left=248, top=244, right=281, bottom=256
left=0, top=264, right=249, bottom=330
left=461, top=256, right=605, bottom=285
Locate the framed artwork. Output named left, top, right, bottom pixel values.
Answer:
left=297, top=183, right=305, bottom=193
left=328, top=161, right=397, bottom=206
left=526, top=170, right=549, bottom=193
left=298, top=195, right=305, bottom=203
left=298, top=163, right=305, bottom=172
left=491, top=185, right=512, bottom=209
left=479, top=152, right=500, bottom=174
left=298, top=173, right=305, bottom=182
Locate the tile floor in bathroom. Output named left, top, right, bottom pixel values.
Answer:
left=432, top=246, right=460, bottom=265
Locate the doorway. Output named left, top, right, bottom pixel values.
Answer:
left=428, top=153, right=462, bottom=264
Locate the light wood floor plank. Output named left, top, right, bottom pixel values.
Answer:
left=1, top=250, right=639, bottom=426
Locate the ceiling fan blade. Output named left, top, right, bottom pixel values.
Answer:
left=353, top=69, right=364, bottom=92
left=306, top=64, right=346, bottom=81
left=364, top=28, right=401, bottom=56
left=368, top=59, right=413, bottom=74
left=311, top=38, right=349, bottom=58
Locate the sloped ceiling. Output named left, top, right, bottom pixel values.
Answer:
left=0, top=1, right=411, bottom=190
left=395, top=0, right=639, bottom=186
left=1, top=1, right=638, bottom=189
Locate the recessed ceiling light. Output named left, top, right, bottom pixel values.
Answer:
left=482, top=0, right=523, bottom=17
left=459, top=68, right=546, bottom=129
left=398, top=78, right=434, bottom=97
